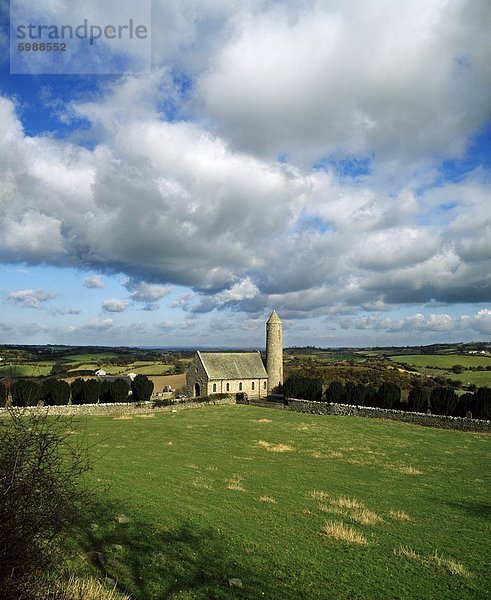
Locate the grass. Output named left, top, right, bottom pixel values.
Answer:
left=390, top=354, right=491, bottom=388
left=66, top=406, right=490, bottom=599
left=0, top=361, right=56, bottom=377
left=391, top=354, right=491, bottom=369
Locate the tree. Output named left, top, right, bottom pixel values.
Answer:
left=131, top=374, right=154, bottom=402
left=99, top=379, right=112, bottom=404
left=0, top=408, right=90, bottom=598
left=0, top=381, right=6, bottom=407
left=408, top=386, right=431, bottom=413
left=71, top=378, right=85, bottom=404
left=283, top=374, right=322, bottom=401
left=430, top=387, right=457, bottom=415
left=11, top=380, right=41, bottom=407
left=70, top=379, right=101, bottom=405
left=326, top=381, right=345, bottom=403
left=42, top=379, right=71, bottom=406
left=109, top=378, right=130, bottom=403
left=375, top=382, right=401, bottom=409
left=470, top=387, right=491, bottom=420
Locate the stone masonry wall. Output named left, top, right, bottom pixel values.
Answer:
left=285, top=399, right=491, bottom=433
left=0, top=396, right=236, bottom=418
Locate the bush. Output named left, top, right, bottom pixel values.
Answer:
left=131, top=374, right=154, bottom=402
left=42, top=379, right=71, bottom=406
left=11, top=380, right=42, bottom=407
left=0, top=408, right=90, bottom=598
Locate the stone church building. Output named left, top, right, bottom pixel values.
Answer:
left=186, top=310, right=283, bottom=400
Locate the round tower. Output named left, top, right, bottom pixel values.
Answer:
left=266, top=309, right=283, bottom=395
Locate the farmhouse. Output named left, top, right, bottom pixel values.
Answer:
left=186, top=310, right=283, bottom=400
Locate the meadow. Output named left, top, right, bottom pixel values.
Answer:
left=70, top=405, right=490, bottom=600
left=390, top=354, right=491, bottom=370
left=389, top=354, right=491, bottom=388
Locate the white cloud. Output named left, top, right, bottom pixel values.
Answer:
left=123, top=278, right=173, bottom=303
left=85, top=318, right=113, bottom=331
left=102, top=299, right=128, bottom=313
left=83, top=275, right=104, bottom=288
left=199, top=0, right=491, bottom=167
left=7, top=288, right=56, bottom=309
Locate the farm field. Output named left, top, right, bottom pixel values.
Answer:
left=70, top=405, right=490, bottom=600
left=389, top=354, right=491, bottom=388
left=390, top=355, right=491, bottom=369
left=0, top=361, right=56, bottom=377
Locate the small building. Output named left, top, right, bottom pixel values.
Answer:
left=95, top=369, right=107, bottom=376
left=186, top=310, right=283, bottom=400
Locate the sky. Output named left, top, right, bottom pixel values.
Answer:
left=0, top=0, right=490, bottom=349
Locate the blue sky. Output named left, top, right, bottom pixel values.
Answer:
left=0, top=0, right=490, bottom=348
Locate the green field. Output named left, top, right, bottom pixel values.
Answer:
left=69, top=406, right=490, bottom=599
left=0, top=361, right=56, bottom=377
left=391, top=354, right=491, bottom=369
left=64, top=353, right=124, bottom=362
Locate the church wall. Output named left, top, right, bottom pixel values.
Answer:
left=186, top=354, right=209, bottom=398
left=209, top=378, right=268, bottom=400
left=186, top=356, right=268, bottom=399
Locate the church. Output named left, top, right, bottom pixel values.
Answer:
left=186, top=310, right=283, bottom=400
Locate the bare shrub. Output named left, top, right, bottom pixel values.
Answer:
left=0, top=407, right=90, bottom=598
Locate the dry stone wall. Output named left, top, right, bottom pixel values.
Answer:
left=285, top=399, right=491, bottom=433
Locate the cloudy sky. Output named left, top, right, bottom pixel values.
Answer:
left=0, top=0, right=490, bottom=348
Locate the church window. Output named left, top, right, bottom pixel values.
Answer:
left=251, top=382, right=255, bottom=390
left=212, top=383, right=217, bottom=392
left=239, top=382, right=243, bottom=391
left=264, top=381, right=267, bottom=389
left=226, top=383, right=230, bottom=392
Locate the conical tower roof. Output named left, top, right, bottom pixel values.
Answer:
left=267, top=309, right=281, bottom=324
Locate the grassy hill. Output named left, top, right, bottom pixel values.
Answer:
left=68, top=405, right=490, bottom=599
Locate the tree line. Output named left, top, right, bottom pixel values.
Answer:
left=0, top=374, right=154, bottom=407
left=282, top=374, right=491, bottom=420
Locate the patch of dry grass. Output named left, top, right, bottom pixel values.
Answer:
left=58, top=577, right=129, bottom=600
left=394, top=547, right=472, bottom=578
left=191, top=477, right=212, bottom=490
left=227, top=475, right=245, bottom=492
left=321, top=520, right=368, bottom=545
left=134, top=413, right=155, bottom=419
left=430, top=551, right=472, bottom=577
left=399, top=466, right=423, bottom=475
left=250, top=418, right=273, bottom=423
left=113, top=415, right=133, bottom=420
left=308, top=490, right=330, bottom=501
left=259, top=496, right=277, bottom=503
left=350, top=508, right=383, bottom=525
left=331, top=496, right=365, bottom=510
left=389, top=510, right=411, bottom=521
left=256, top=440, right=294, bottom=452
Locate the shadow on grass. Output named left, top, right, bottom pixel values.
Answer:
left=75, top=499, right=272, bottom=600
left=444, top=500, right=491, bottom=520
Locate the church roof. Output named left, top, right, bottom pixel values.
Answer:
left=198, top=351, right=268, bottom=380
